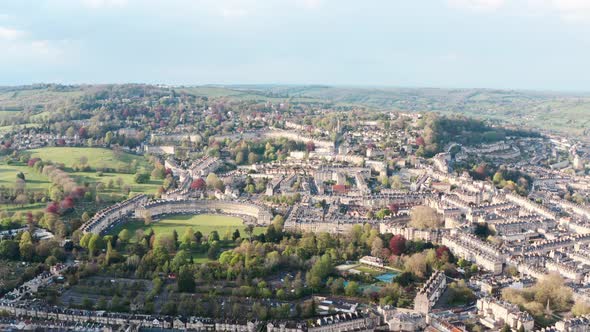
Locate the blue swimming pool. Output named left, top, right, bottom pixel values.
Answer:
left=375, top=272, right=398, bottom=283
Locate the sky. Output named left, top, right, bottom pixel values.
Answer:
left=1, top=0, right=590, bottom=90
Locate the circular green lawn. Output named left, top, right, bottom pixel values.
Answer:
left=108, top=214, right=265, bottom=239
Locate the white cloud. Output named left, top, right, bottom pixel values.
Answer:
left=81, top=0, right=128, bottom=9
left=0, top=25, right=72, bottom=64
left=295, top=0, right=324, bottom=10
left=0, top=26, right=26, bottom=41
left=447, top=0, right=505, bottom=11
left=220, top=7, right=249, bottom=19
left=448, top=0, right=590, bottom=22
left=550, top=0, right=590, bottom=22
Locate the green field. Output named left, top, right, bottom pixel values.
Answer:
left=0, top=163, right=52, bottom=190
left=0, top=164, right=161, bottom=196
left=70, top=172, right=162, bottom=195
left=108, top=214, right=266, bottom=239
left=0, top=147, right=162, bottom=214
left=27, top=147, right=150, bottom=171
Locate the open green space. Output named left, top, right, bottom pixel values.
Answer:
left=27, top=147, right=151, bottom=171
left=0, top=147, right=162, bottom=214
left=0, top=162, right=52, bottom=190
left=108, top=214, right=266, bottom=239
left=70, top=172, right=162, bottom=195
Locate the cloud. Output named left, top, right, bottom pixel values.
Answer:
left=447, top=0, right=590, bottom=22
left=0, top=25, right=72, bottom=64
left=549, top=0, right=590, bottom=22
left=0, top=26, right=26, bottom=41
left=295, top=0, right=324, bottom=10
left=81, top=0, right=128, bottom=9
left=446, top=0, right=505, bottom=11
left=220, top=7, right=249, bottom=19
left=187, top=0, right=325, bottom=20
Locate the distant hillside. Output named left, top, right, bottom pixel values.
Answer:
left=1, top=84, right=588, bottom=137
left=225, top=85, right=590, bottom=137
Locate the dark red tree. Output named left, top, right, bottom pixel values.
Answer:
left=60, top=197, right=75, bottom=210
left=387, top=203, right=400, bottom=214
left=27, top=158, right=41, bottom=167
left=78, top=127, right=87, bottom=138
left=72, top=187, right=86, bottom=199
left=389, top=235, right=406, bottom=256
left=436, top=246, right=451, bottom=259
left=190, top=178, right=206, bottom=190
left=46, top=202, right=59, bottom=214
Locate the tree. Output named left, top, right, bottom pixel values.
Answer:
left=0, top=240, right=19, bottom=259
left=171, top=250, right=190, bottom=273
left=190, top=178, right=206, bottom=190
left=194, top=231, right=203, bottom=244
left=79, top=232, right=92, bottom=247
left=232, top=229, right=241, bottom=241
left=572, top=300, right=590, bottom=317
left=345, top=281, right=360, bottom=296
left=15, top=194, right=28, bottom=207
left=15, top=178, right=25, bottom=193
left=19, top=231, right=33, bottom=249
left=205, top=173, right=223, bottom=190
left=88, top=234, right=105, bottom=256
left=81, top=211, right=91, bottom=223
left=371, top=237, right=384, bottom=258
left=330, top=278, right=345, bottom=295
left=248, top=152, right=259, bottom=165
left=447, top=280, right=475, bottom=305
left=118, top=229, right=131, bottom=243
left=493, top=171, right=505, bottom=184
left=207, top=241, right=220, bottom=260
left=134, top=172, right=150, bottom=184
left=409, top=206, right=441, bottom=229
left=181, top=227, right=195, bottom=246
left=20, top=243, right=34, bottom=261
left=105, top=131, right=114, bottom=145
left=389, top=235, right=406, bottom=256
left=245, top=224, right=255, bottom=241
left=403, top=251, right=430, bottom=278
left=272, top=215, right=284, bottom=230
left=209, top=230, right=220, bottom=242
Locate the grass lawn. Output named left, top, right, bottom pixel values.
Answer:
left=27, top=147, right=151, bottom=171
left=1, top=203, right=46, bottom=213
left=70, top=172, right=162, bottom=195
left=108, top=214, right=266, bottom=239
left=0, top=163, right=52, bottom=191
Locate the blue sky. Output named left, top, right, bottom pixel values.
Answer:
left=1, top=0, right=590, bottom=90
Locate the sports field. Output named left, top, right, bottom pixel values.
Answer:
left=108, top=214, right=266, bottom=239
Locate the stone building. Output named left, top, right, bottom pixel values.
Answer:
left=414, top=270, right=447, bottom=314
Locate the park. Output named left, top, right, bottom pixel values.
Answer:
left=107, top=213, right=266, bottom=240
